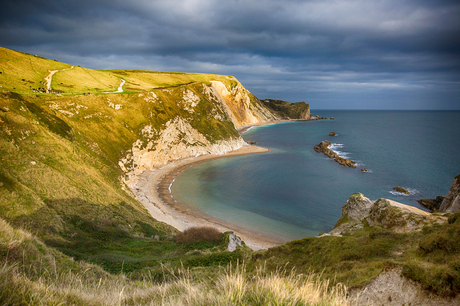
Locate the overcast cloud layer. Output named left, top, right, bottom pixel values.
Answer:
left=1, top=0, right=459, bottom=109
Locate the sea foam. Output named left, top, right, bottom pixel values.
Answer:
left=329, top=143, right=351, bottom=159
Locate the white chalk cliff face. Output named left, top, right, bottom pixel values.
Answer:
left=210, top=81, right=278, bottom=127
left=119, top=80, right=275, bottom=187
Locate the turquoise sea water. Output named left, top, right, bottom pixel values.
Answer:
left=172, top=111, right=460, bottom=242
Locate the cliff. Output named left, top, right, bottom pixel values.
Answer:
left=439, top=174, right=460, bottom=213
left=260, top=99, right=311, bottom=120
left=0, top=46, right=299, bottom=235
left=417, top=174, right=460, bottom=213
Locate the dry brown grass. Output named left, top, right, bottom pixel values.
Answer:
left=175, top=226, right=222, bottom=244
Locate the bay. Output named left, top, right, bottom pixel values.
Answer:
left=171, top=111, right=460, bottom=242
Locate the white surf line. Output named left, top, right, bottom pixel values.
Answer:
left=168, top=178, right=176, bottom=193
left=44, top=66, right=74, bottom=93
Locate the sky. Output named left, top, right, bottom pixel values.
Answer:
left=1, top=0, right=459, bottom=110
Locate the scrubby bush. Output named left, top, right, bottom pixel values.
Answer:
left=175, top=227, right=222, bottom=244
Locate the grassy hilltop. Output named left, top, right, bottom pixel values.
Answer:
left=1, top=46, right=459, bottom=305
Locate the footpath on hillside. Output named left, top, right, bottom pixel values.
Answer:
left=44, top=66, right=74, bottom=93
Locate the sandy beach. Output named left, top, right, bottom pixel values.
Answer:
left=132, top=143, right=286, bottom=250
left=132, top=119, right=315, bottom=250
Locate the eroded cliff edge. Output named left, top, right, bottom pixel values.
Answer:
left=119, top=79, right=306, bottom=188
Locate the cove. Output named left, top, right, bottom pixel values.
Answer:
left=171, top=111, right=460, bottom=242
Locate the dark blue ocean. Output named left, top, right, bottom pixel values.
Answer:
left=172, top=111, right=460, bottom=242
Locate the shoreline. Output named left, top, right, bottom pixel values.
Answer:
left=236, top=118, right=310, bottom=134
left=132, top=119, right=321, bottom=250
left=132, top=142, right=284, bottom=251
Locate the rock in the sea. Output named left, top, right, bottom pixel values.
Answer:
left=314, top=140, right=356, bottom=168
left=330, top=117, right=335, bottom=120
left=361, top=168, right=367, bottom=172
left=393, top=186, right=410, bottom=195
left=329, top=131, right=336, bottom=136
left=439, top=174, right=460, bottom=213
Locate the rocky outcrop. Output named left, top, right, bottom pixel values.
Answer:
left=439, top=175, right=460, bottom=213
left=417, top=196, right=444, bottom=212
left=351, top=268, right=460, bottom=306
left=337, top=193, right=447, bottom=234
left=342, top=193, right=374, bottom=221
left=261, top=99, right=311, bottom=120
left=329, top=131, right=335, bottom=136
left=365, top=199, right=445, bottom=233
left=227, top=232, right=243, bottom=252
left=314, top=140, right=356, bottom=168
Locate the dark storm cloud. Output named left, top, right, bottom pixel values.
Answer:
left=1, top=0, right=459, bottom=109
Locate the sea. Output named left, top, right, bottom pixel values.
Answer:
left=171, top=111, right=460, bottom=242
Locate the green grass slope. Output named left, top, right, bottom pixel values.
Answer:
left=250, top=212, right=460, bottom=298
left=0, top=47, right=244, bottom=277
left=0, top=47, right=71, bottom=94
left=0, top=216, right=349, bottom=305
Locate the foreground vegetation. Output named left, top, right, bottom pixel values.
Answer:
left=252, top=212, right=460, bottom=297
left=0, top=217, right=350, bottom=305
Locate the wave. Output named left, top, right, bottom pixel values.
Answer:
left=328, top=143, right=351, bottom=159
left=169, top=178, right=176, bottom=193
left=241, top=126, right=254, bottom=134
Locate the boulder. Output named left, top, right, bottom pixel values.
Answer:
left=335, top=193, right=448, bottom=235
left=361, top=168, right=367, bottom=172
left=329, top=131, right=336, bottom=136
left=393, top=186, right=410, bottom=195
left=227, top=232, right=242, bottom=252
left=342, top=193, right=374, bottom=221
left=439, top=175, right=460, bottom=213
left=365, top=199, right=445, bottom=233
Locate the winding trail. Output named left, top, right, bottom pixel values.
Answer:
left=116, top=79, right=125, bottom=92
left=44, top=66, right=74, bottom=93
left=103, top=78, right=125, bottom=94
